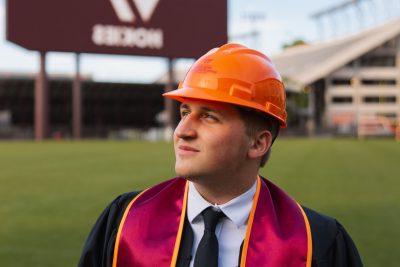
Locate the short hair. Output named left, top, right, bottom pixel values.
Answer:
left=236, top=106, right=280, bottom=167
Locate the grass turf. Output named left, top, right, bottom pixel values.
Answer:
left=0, top=139, right=399, bottom=266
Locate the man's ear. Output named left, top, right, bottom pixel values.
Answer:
left=248, top=130, right=272, bottom=159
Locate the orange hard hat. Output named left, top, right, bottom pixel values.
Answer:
left=163, top=43, right=287, bottom=128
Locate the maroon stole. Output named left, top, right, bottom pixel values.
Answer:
left=112, top=176, right=312, bottom=267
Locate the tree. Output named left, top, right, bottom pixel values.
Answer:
left=282, top=39, right=307, bottom=49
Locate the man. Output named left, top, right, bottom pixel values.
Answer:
left=79, top=44, right=363, bottom=267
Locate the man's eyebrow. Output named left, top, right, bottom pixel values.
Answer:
left=200, top=106, right=221, bottom=114
left=180, top=104, right=220, bottom=113
left=180, top=103, right=190, bottom=110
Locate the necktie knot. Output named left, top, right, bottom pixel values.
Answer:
left=202, top=207, right=225, bottom=233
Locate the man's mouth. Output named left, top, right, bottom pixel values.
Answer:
left=178, top=145, right=200, bottom=152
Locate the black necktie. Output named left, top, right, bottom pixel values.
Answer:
left=194, top=207, right=225, bottom=267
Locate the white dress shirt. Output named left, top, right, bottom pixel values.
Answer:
left=187, top=181, right=257, bottom=267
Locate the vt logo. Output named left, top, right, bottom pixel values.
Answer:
left=109, top=0, right=160, bottom=23
left=93, top=0, right=163, bottom=49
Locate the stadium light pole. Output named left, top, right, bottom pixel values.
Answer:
left=164, top=58, right=177, bottom=139
left=34, top=51, right=49, bottom=141
left=73, top=53, right=82, bottom=139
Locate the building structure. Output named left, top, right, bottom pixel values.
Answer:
left=272, top=18, right=400, bottom=135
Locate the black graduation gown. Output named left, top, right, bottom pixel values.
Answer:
left=78, top=192, right=363, bottom=267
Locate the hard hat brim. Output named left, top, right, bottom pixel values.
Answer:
left=163, top=86, right=287, bottom=128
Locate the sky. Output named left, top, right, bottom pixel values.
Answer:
left=0, top=0, right=398, bottom=83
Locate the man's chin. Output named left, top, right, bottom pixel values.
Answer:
left=175, top=170, right=196, bottom=179
left=175, top=165, right=201, bottom=180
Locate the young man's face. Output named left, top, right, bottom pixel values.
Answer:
left=173, top=99, right=250, bottom=180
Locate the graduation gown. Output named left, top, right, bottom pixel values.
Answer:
left=79, top=189, right=363, bottom=267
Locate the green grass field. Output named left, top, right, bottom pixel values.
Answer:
left=0, top=139, right=399, bottom=266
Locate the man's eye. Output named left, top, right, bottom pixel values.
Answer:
left=202, top=113, right=218, bottom=121
left=180, top=111, right=189, bottom=117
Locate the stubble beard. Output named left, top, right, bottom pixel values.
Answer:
left=175, top=159, right=236, bottom=188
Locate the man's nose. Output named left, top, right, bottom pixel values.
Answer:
left=174, top=114, right=197, bottom=139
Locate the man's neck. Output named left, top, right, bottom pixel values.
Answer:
left=191, top=173, right=258, bottom=205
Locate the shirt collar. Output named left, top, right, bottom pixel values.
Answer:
left=187, top=180, right=257, bottom=228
